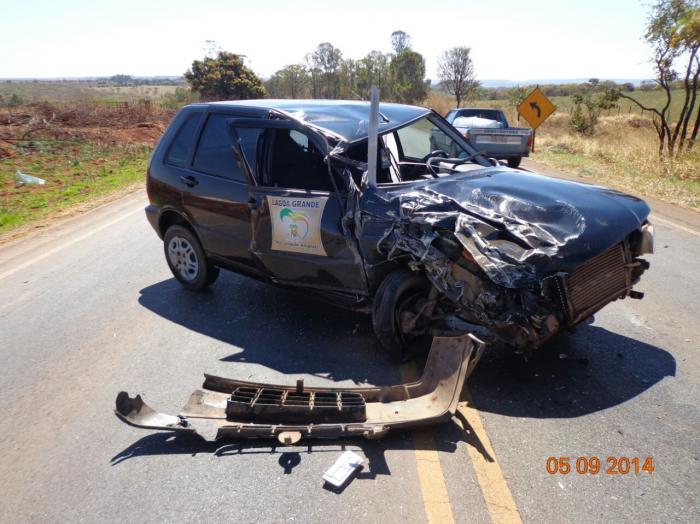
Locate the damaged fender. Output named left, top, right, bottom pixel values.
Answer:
left=115, top=333, right=485, bottom=444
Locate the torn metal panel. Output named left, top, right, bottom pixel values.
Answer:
left=115, top=333, right=486, bottom=443
left=360, top=169, right=650, bottom=289
left=350, top=167, right=651, bottom=349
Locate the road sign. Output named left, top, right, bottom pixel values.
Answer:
left=517, top=87, right=556, bottom=129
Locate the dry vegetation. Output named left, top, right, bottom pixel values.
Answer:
left=2, top=82, right=699, bottom=239
left=0, top=101, right=174, bottom=235
left=533, top=113, right=700, bottom=209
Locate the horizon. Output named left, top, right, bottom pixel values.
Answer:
left=2, top=0, right=654, bottom=81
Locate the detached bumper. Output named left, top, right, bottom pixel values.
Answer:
left=115, top=333, right=486, bottom=444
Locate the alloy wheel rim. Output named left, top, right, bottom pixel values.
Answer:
left=168, top=236, right=199, bottom=282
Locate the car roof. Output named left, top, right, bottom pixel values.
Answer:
left=201, top=99, right=431, bottom=143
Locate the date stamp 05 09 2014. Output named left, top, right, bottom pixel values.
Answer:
left=546, top=456, right=655, bottom=475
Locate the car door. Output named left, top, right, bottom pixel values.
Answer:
left=230, top=118, right=367, bottom=294
left=180, top=112, right=260, bottom=271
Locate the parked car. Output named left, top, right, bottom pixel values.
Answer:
left=145, top=100, right=653, bottom=361
left=439, top=108, right=532, bottom=168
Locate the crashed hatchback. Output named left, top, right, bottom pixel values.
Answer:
left=146, top=99, right=653, bottom=361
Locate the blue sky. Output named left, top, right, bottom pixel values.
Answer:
left=1, top=0, right=653, bottom=80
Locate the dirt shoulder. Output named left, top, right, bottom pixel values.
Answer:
left=0, top=103, right=173, bottom=243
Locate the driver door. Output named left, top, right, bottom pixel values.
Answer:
left=230, top=119, right=367, bottom=294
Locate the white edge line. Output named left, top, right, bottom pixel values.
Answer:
left=0, top=207, right=143, bottom=281
left=650, top=214, right=700, bottom=238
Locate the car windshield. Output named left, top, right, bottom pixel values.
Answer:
left=373, top=115, right=485, bottom=184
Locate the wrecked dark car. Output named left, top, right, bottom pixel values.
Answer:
left=145, top=99, right=653, bottom=361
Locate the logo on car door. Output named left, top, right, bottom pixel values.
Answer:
left=267, top=196, right=328, bottom=256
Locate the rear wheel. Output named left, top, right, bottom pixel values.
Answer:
left=507, top=157, right=522, bottom=168
left=373, top=269, right=436, bottom=362
left=163, top=225, right=219, bottom=291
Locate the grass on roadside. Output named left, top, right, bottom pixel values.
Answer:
left=532, top=114, right=700, bottom=210
left=0, top=138, right=150, bottom=232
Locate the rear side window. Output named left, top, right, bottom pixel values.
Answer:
left=165, top=112, right=201, bottom=165
left=193, top=114, right=246, bottom=181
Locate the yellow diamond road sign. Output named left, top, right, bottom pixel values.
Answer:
left=517, top=87, right=556, bottom=129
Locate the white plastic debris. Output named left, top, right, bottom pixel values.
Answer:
left=15, top=170, right=46, bottom=187
left=322, top=450, right=363, bottom=488
left=452, top=116, right=503, bottom=130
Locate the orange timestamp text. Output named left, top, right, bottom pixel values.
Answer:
left=546, top=456, right=654, bottom=475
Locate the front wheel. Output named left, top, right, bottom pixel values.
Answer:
left=163, top=225, right=219, bottom=291
left=372, top=269, right=436, bottom=362
left=507, top=157, right=522, bottom=168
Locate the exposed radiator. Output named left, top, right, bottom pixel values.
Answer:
left=565, top=243, right=630, bottom=322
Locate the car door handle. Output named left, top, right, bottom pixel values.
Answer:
left=180, top=175, right=198, bottom=187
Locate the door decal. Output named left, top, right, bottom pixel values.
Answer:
left=267, top=196, right=328, bottom=256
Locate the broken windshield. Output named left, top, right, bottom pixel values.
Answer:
left=378, top=115, right=488, bottom=184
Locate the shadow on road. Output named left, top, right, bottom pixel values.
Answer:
left=110, top=423, right=467, bottom=480
left=468, top=324, right=676, bottom=418
left=138, top=274, right=391, bottom=384
left=138, top=274, right=675, bottom=425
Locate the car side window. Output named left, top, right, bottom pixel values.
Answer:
left=193, top=114, right=246, bottom=182
left=165, top=112, right=202, bottom=166
left=266, top=129, right=333, bottom=192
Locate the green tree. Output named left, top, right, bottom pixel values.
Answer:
left=437, top=46, right=479, bottom=107
left=311, top=42, right=343, bottom=98
left=615, top=0, right=699, bottom=155
left=185, top=51, right=265, bottom=101
left=569, top=88, right=618, bottom=135
left=267, top=64, right=310, bottom=98
left=356, top=51, right=392, bottom=99
left=391, top=30, right=411, bottom=54
left=8, top=93, right=23, bottom=107
left=110, top=74, right=134, bottom=86
left=391, top=50, right=427, bottom=104
left=338, top=59, right=357, bottom=99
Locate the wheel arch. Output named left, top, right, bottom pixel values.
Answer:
left=158, top=209, right=196, bottom=238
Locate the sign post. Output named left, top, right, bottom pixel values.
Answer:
left=517, top=87, right=556, bottom=152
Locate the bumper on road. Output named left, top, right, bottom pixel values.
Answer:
left=115, top=333, right=486, bottom=444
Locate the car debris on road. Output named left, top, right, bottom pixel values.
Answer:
left=115, top=333, right=485, bottom=443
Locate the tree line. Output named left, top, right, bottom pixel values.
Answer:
left=186, top=31, right=478, bottom=106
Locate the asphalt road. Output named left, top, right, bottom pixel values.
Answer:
left=0, top=161, right=698, bottom=523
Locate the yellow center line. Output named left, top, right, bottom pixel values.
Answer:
left=400, top=361, right=455, bottom=524
left=457, top=391, right=523, bottom=524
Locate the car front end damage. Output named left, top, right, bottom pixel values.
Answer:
left=115, top=333, right=485, bottom=443
left=351, top=168, right=654, bottom=351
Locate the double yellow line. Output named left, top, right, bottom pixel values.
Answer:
left=401, top=363, right=522, bottom=524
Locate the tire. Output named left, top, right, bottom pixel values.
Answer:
left=372, top=269, right=433, bottom=363
left=507, top=157, right=522, bottom=168
left=163, top=225, right=219, bottom=291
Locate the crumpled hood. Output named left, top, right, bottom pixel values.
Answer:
left=363, top=167, right=650, bottom=288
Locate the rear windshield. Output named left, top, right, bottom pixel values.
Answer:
left=458, top=109, right=503, bottom=121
